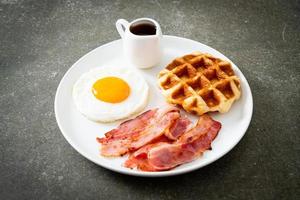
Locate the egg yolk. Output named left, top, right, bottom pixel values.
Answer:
left=92, top=77, right=130, bottom=103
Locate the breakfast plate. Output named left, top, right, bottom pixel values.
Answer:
left=54, top=35, right=253, bottom=177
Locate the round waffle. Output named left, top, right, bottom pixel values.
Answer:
left=158, top=52, right=241, bottom=115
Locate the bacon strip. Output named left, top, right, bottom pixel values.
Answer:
left=164, top=117, right=192, bottom=140
left=97, top=109, right=157, bottom=156
left=99, top=109, right=157, bottom=143
left=129, top=110, right=180, bottom=151
left=97, top=105, right=182, bottom=157
left=124, top=142, right=164, bottom=171
left=124, top=115, right=221, bottom=171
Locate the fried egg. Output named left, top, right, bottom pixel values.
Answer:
left=73, top=67, right=149, bottom=122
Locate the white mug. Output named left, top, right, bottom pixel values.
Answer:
left=116, top=18, right=162, bottom=69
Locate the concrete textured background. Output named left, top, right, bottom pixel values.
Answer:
left=0, top=0, right=299, bottom=199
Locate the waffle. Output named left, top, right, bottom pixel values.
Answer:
left=158, top=52, right=241, bottom=115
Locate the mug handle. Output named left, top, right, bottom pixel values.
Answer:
left=116, top=19, right=129, bottom=38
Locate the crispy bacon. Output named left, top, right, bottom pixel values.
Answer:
left=129, top=110, right=180, bottom=151
left=164, top=117, right=192, bottom=140
left=97, top=105, right=183, bottom=157
left=98, top=109, right=157, bottom=144
left=97, top=109, right=157, bottom=156
left=124, top=115, right=221, bottom=171
left=124, top=142, right=164, bottom=171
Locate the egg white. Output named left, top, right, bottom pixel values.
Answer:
left=73, top=67, right=149, bottom=123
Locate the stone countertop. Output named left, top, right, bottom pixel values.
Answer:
left=0, top=0, right=299, bottom=199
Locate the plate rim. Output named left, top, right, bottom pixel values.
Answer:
left=54, top=35, right=253, bottom=177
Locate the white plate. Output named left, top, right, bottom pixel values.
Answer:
left=55, top=35, right=253, bottom=177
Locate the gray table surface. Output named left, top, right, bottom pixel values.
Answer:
left=1, top=0, right=299, bottom=199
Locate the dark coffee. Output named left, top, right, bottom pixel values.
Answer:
left=130, top=21, right=156, bottom=35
